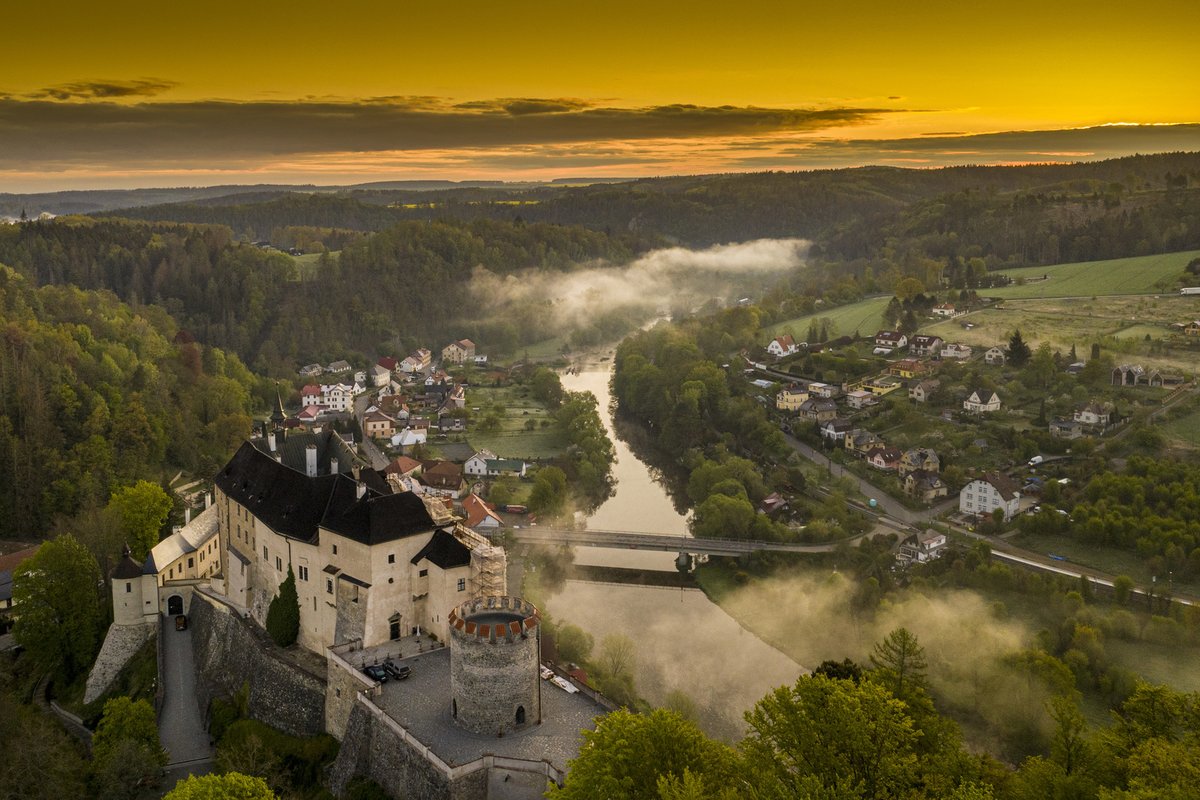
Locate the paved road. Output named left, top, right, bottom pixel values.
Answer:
left=158, top=614, right=213, bottom=782
left=783, top=434, right=957, bottom=525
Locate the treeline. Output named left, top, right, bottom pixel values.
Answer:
left=552, top=619, right=1200, bottom=800
left=0, top=216, right=648, bottom=373
left=0, top=265, right=264, bottom=538
left=528, top=368, right=615, bottom=512
left=1065, top=457, right=1200, bottom=577
left=613, top=309, right=837, bottom=542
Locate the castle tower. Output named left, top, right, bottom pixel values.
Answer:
left=448, top=596, right=541, bottom=735
left=111, top=544, right=156, bottom=625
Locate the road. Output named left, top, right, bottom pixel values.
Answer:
left=353, top=394, right=389, bottom=469
left=783, top=433, right=957, bottom=525
left=158, top=614, right=213, bottom=783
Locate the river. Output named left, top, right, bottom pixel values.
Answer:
left=548, top=365, right=802, bottom=739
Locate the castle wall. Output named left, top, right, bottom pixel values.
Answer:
left=189, top=589, right=326, bottom=737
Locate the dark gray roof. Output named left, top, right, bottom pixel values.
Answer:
left=112, top=554, right=144, bottom=580
left=216, top=442, right=434, bottom=546
left=410, top=529, right=472, bottom=570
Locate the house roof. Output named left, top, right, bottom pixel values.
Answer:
left=384, top=456, right=423, bottom=475
left=969, top=388, right=997, bottom=402
left=145, top=505, right=220, bottom=573
left=911, top=335, right=941, bottom=346
left=112, top=551, right=144, bottom=580
left=772, top=334, right=795, bottom=348
left=410, top=529, right=472, bottom=570
left=377, top=356, right=398, bottom=371
left=867, top=445, right=902, bottom=461
left=486, top=458, right=525, bottom=472
left=462, top=493, right=503, bottom=528
left=300, top=384, right=322, bottom=396
left=981, top=471, right=1021, bottom=501
left=875, top=330, right=905, bottom=342
left=0, top=545, right=40, bottom=602
left=321, top=487, right=438, bottom=547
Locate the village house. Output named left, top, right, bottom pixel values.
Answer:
left=960, top=472, right=1021, bottom=521
left=1074, top=402, right=1112, bottom=430
left=473, top=355, right=489, bottom=367
left=908, top=378, right=941, bottom=404
left=441, top=339, right=476, bottom=364
left=903, top=471, right=949, bottom=503
left=463, top=450, right=498, bottom=477
left=776, top=384, right=809, bottom=412
left=298, top=363, right=323, bottom=378
left=325, top=360, right=352, bottom=374
left=846, top=390, right=878, bottom=410
left=384, top=455, right=423, bottom=480
left=766, top=334, right=799, bottom=357
left=887, top=359, right=933, bottom=379
left=300, top=384, right=323, bottom=407
left=363, top=410, right=396, bottom=440
left=438, top=415, right=466, bottom=433
left=419, top=460, right=467, bottom=498
left=798, top=398, right=839, bottom=423
left=461, top=493, right=502, bottom=530
left=932, top=303, right=957, bottom=317
left=0, top=545, right=41, bottom=614
left=941, top=343, right=973, bottom=360
left=371, top=363, right=391, bottom=388
left=909, top=335, right=944, bottom=357
left=898, top=530, right=948, bottom=563
left=1050, top=417, right=1083, bottom=439
left=963, top=388, right=1001, bottom=414
left=861, top=375, right=904, bottom=396
left=984, top=346, right=1007, bottom=365
left=866, top=445, right=903, bottom=471
left=400, top=349, right=433, bottom=374
left=391, top=428, right=428, bottom=452
left=820, top=418, right=854, bottom=443
left=807, top=382, right=839, bottom=399
left=377, top=394, right=409, bottom=416
left=874, top=331, right=908, bottom=350
left=845, top=429, right=885, bottom=456
left=898, top=448, right=940, bottom=478
left=1184, top=320, right=1200, bottom=336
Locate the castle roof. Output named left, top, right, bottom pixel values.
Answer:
left=410, top=529, right=472, bottom=570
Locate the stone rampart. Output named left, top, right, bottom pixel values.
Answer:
left=189, top=589, right=326, bottom=737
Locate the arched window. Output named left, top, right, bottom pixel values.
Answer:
left=516, top=705, right=526, bottom=725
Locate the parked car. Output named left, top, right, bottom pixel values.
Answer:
left=361, top=664, right=388, bottom=683
left=174, top=614, right=188, bottom=631
left=383, top=659, right=411, bottom=680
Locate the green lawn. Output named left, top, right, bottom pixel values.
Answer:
left=290, top=251, right=338, bottom=279
left=1009, top=531, right=1198, bottom=592
left=991, top=250, right=1200, bottom=299
left=464, top=384, right=567, bottom=459
left=1160, top=406, right=1200, bottom=451
left=1112, top=323, right=1172, bottom=341
left=768, top=296, right=891, bottom=341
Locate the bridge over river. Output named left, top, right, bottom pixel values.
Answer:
left=505, top=526, right=870, bottom=557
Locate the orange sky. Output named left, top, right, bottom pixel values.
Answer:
left=2, top=0, right=1198, bottom=190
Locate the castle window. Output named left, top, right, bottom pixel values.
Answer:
left=125, top=582, right=131, bottom=593
left=263, top=546, right=268, bottom=561
left=326, top=579, right=333, bottom=594
left=516, top=706, right=526, bottom=725
left=188, top=557, right=194, bottom=569
left=332, top=544, right=338, bottom=555
left=275, top=556, right=282, bottom=572
left=388, top=554, right=395, bottom=564
left=419, top=569, right=428, bottom=578
left=457, top=578, right=466, bottom=592
left=298, top=566, right=309, bottom=581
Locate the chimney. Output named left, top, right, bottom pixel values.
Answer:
left=305, top=444, right=318, bottom=477
left=185, top=507, right=192, bottom=525
left=205, top=492, right=212, bottom=508
left=267, top=431, right=277, bottom=452
left=356, top=481, right=367, bottom=499
left=330, top=457, right=339, bottom=474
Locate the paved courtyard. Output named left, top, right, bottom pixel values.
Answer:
left=158, top=614, right=213, bottom=781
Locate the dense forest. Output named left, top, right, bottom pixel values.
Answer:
left=0, top=217, right=650, bottom=374
left=0, top=265, right=264, bottom=538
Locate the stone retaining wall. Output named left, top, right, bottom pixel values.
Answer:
left=189, top=590, right=326, bottom=737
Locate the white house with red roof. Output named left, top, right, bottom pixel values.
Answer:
left=766, top=334, right=799, bottom=357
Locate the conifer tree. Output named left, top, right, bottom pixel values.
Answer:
left=266, top=566, right=300, bottom=647
left=1008, top=329, right=1032, bottom=367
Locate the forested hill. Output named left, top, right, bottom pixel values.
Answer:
left=0, top=217, right=650, bottom=373
left=104, top=152, right=1200, bottom=255
left=0, top=265, right=266, bottom=538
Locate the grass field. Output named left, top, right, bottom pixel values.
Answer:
left=1160, top=406, right=1200, bottom=451
left=768, top=296, right=891, bottom=341
left=991, top=250, right=1200, bottom=298
left=290, top=251, right=338, bottom=279
left=1112, top=323, right=1171, bottom=341
left=463, top=384, right=566, bottom=459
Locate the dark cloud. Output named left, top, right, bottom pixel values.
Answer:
left=30, top=78, right=178, bottom=101
left=0, top=98, right=895, bottom=169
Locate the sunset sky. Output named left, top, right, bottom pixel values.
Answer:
left=3, top=0, right=1198, bottom=190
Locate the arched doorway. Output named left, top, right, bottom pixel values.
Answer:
left=516, top=705, right=525, bottom=725
left=167, top=595, right=183, bottom=616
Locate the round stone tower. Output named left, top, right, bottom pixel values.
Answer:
left=448, top=596, right=541, bottom=735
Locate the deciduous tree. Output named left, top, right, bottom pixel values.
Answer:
left=12, top=534, right=103, bottom=679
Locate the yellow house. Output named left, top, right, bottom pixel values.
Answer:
left=776, top=385, right=809, bottom=411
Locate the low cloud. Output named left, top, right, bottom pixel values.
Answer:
left=469, top=238, right=810, bottom=330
